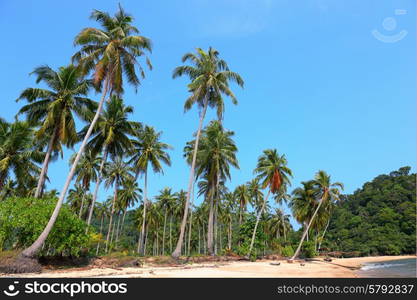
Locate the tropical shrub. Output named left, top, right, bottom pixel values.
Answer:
left=281, top=245, right=294, bottom=257
left=0, top=197, right=90, bottom=257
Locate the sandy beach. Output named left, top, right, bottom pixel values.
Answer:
left=2, top=256, right=413, bottom=278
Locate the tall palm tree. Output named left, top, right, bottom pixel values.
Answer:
left=234, top=184, right=251, bottom=226
left=22, top=5, right=152, bottom=258
left=290, top=171, right=343, bottom=260
left=17, top=65, right=96, bottom=198
left=172, top=47, right=244, bottom=258
left=248, top=149, right=292, bottom=257
left=67, top=183, right=86, bottom=218
left=184, top=121, right=239, bottom=255
left=118, top=178, right=142, bottom=237
left=84, top=96, right=139, bottom=228
left=104, top=157, right=133, bottom=252
left=129, top=126, right=171, bottom=255
left=155, top=187, right=176, bottom=255
left=247, top=178, right=264, bottom=214
left=0, top=120, right=44, bottom=190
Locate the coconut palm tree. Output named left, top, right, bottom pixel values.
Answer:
left=248, top=149, right=292, bottom=258
left=155, top=187, right=176, bottom=255
left=234, top=184, right=251, bottom=226
left=118, top=178, right=142, bottom=237
left=17, top=65, right=96, bottom=198
left=104, top=157, right=133, bottom=252
left=129, top=126, right=171, bottom=255
left=0, top=120, right=44, bottom=190
left=172, top=47, right=244, bottom=258
left=290, top=170, right=343, bottom=260
left=22, top=5, right=152, bottom=258
left=83, top=96, right=139, bottom=228
left=67, top=183, right=86, bottom=218
left=290, top=180, right=316, bottom=241
left=247, top=178, right=264, bottom=214
left=184, top=121, right=239, bottom=255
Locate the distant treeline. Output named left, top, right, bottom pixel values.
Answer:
left=323, top=166, right=416, bottom=256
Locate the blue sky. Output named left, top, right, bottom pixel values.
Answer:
left=1, top=0, right=415, bottom=228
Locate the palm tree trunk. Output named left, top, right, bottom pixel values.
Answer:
left=169, top=214, right=173, bottom=252
left=228, top=219, right=232, bottom=250
left=187, top=184, right=195, bottom=256
left=22, top=78, right=110, bottom=258
left=162, top=208, right=167, bottom=255
left=172, top=99, right=208, bottom=258
left=34, top=128, right=57, bottom=198
left=198, top=226, right=201, bottom=254
left=140, top=169, right=148, bottom=256
left=106, top=180, right=119, bottom=253
left=202, top=223, right=206, bottom=254
left=78, top=194, right=85, bottom=219
left=87, top=147, right=109, bottom=228
left=318, top=219, right=331, bottom=252
left=291, top=196, right=325, bottom=260
left=115, top=212, right=122, bottom=247
left=207, top=190, right=215, bottom=255
left=96, top=214, right=104, bottom=255
left=144, top=226, right=149, bottom=256
left=120, top=208, right=127, bottom=236
left=248, top=189, right=271, bottom=258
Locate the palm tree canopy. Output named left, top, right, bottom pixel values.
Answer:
left=70, top=149, right=101, bottom=190
left=82, top=95, right=139, bottom=158
left=73, top=4, right=152, bottom=95
left=173, top=47, right=244, bottom=120
left=129, top=125, right=172, bottom=176
left=104, top=158, right=134, bottom=189
left=0, top=120, right=44, bottom=189
left=254, top=149, right=292, bottom=194
left=17, top=64, right=97, bottom=151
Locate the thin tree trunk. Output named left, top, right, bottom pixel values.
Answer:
left=144, top=226, right=149, bottom=256
left=106, top=181, right=119, bottom=253
left=198, top=226, right=201, bottom=254
left=248, top=190, right=271, bottom=258
left=140, top=169, right=148, bottom=255
left=207, top=189, right=215, bottom=255
left=96, top=214, right=104, bottom=255
left=291, top=195, right=326, bottom=260
left=172, top=99, right=208, bottom=258
left=162, top=208, right=167, bottom=255
left=78, top=194, right=85, bottom=219
left=318, top=218, right=331, bottom=252
left=187, top=184, right=194, bottom=256
left=87, top=147, right=109, bottom=229
left=115, top=212, right=122, bottom=247
left=34, top=128, right=57, bottom=198
left=120, top=208, right=127, bottom=237
left=228, top=219, right=232, bottom=250
left=202, top=222, right=206, bottom=254
left=22, top=78, right=110, bottom=258
left=169, top=214, right=173, bottom=252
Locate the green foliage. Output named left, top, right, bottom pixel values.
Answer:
left=236, top=215, right=266, bottom=260
left=0, top=197, right=90, bottom=257
left=281, top=245, right=294, bottom=257
left=301, top=241, right=316, bottom=258
left=324, top=167, right=416, bottom=256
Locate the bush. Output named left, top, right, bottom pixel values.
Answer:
left=281, top=245, right=294, bottom=257
left=301, top=241, right=317, bottom=258
left=0, top=197, right=91, bottom=257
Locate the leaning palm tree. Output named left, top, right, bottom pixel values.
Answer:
left=21, top=5, right=152, bottom=258
left=17, top=65, right=96, bottom=198
left=290, top=171, right=343, bottom=260
left=248, top=149, right=292, bottom=258
left=83, top=96, right=139, bottom=228
left=129, top=126, right=172, bottom=255
left=171, top=47, right=244, bottom=258
left=0, top=120, right=44, bottom=190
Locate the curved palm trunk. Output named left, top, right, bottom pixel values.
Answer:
left=139, top=169, right=148, bottom=256
left=86, top=147, right=109, bottom=229
left=291, top=195, right=326, bottom=260
left=172, top=100, right=208, bottom=258
left=34, top=128, right=57, bottom=198
left=22, top=79, right=109, bottom=258
left=187, top=191, right=194, bottom=256
left=106, top=180, right=119, bottom=253
left=248, top=190, right=270, bottom=258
